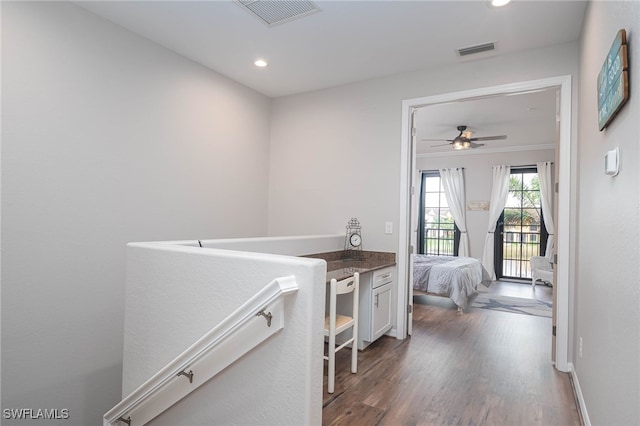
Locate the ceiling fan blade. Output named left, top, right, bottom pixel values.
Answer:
left=430, top=142, right=453, bottom=148
left=469, top=142, right=485, bottom=149
left=421, top=138, right=454, bottom=142
left=470, top=135, right=507, bottom=142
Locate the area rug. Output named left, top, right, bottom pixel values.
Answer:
left=471, top=293, right=552, bottom=318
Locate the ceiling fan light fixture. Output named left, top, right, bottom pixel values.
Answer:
left=491, top=0, right=511, bottom=7
left=452, top=139, right=470, bottom=150
left=425, top=125, right=505, bottom=150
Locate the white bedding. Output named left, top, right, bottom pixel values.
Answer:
left=413, top=255, right=491, bottom=309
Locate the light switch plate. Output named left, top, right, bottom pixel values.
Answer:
left=605, top=147, right=619, bottom=176
left=385, top=222, right=393, bottom=234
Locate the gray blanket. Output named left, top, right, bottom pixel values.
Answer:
left=413, top=255, right=491, bottom=309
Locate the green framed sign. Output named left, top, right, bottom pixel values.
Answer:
left=598, top=29, right=629, bottom=131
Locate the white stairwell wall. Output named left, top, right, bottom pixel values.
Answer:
left=104, top=276, right=298, bottom=426
left=121, top=235, right=343, bottom=425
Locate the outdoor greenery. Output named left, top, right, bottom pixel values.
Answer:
left=504, top=174, right=542, bottom=226
left=502, top=242, right=540, bottom=258
left=424, top=238, right=454, bottom=255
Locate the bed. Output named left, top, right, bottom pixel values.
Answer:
left=413, top=255, right=491, bottom=311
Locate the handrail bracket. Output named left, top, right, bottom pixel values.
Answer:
left=117, top=416, right=131, bottom=426
left=256, top=309, right=273, bottom=327
left=177, top=369, right=194, bottom=384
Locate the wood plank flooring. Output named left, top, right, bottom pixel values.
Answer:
left=322, top=282, right=579, bottom=425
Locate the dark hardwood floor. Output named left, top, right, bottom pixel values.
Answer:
left=322, top=281, right=579, bottom=425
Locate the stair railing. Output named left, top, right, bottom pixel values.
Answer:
left=103, top=275, right=298, bottom=426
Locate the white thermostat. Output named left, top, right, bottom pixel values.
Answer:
left=604, top=147, right=619, bottom=176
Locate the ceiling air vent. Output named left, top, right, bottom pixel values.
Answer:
left=457, top=42, right=496, bottom=57
left=235, top=0, right=321, bottom=27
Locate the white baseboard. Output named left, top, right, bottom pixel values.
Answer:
left=569, top=362, right=591, bottom=426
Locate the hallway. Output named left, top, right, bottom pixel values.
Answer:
left=323, top=286, right=579, bottom=425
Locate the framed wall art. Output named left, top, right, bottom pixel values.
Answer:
left=598, top=29, right=629, bottom=131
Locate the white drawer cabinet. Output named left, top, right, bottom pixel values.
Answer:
left=358, top=266, right=395, bottom=350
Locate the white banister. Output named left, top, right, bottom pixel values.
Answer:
left=104, top=275, right=299, bottom=426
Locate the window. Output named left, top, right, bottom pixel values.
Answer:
left=418, top=172, right=460, bottom=256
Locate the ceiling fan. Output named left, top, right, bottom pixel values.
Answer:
left=422, top=125, right=507, bottom=150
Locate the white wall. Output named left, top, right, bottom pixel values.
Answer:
left=1, top=2, right=271, bottom=424
left=176, top=234, right=344, bottom=255
left=416, top=149, right=555, bottom=259
left=575, top=2, right=640, bottom=424
left=268, top=42, right=579, bottom=254
left=122, top=242, right=326, bottom=425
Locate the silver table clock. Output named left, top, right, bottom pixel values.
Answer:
left=343, top=218, right=364, bottom=260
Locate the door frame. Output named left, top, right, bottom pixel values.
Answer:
left=398, top=75, right=572, bottom=372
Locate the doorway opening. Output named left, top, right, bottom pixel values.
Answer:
left=398, top=76, right=572, bottom=372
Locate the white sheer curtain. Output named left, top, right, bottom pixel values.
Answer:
left=537, top=161, right=555, bottom=258
left=481, top=165, right=511, bottom=280
left=439, top=168, right=470, bottom=257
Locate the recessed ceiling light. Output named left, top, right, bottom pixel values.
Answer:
left=491, top=0, right=511, bottom=6
left=254, top=59, right=268, bottom=68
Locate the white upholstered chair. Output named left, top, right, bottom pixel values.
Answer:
left=323, top=272, right=359, bottom=394
left=530, top=254, right=554, bottom=287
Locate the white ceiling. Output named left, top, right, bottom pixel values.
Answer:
left=76, top=0, right=587, bottom=98
left=415, top=87, right=559, bottom=155
left=76, top=1, right=581, bottom=155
